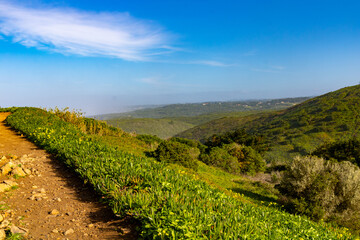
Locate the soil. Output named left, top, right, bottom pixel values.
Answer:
left=0, top=112, right=139, bottom=240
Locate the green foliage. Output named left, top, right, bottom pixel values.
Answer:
left=4, top=107, right=355, bottom=239
left=312, top=138, right=360, bottom=166
left=97, top=97, right=309, bottom=119
left=153, top=141, right=199, bottom=170
left=106, top=118, right=194, bottom=139
left=200, top=147, right=240, bottom=173
left=205, top=128, right=268, bottom=153
left=224, top=143, right=266, bottom=175
left=277, top=156, right=360, bottom=230
left=178, top=85, right=360, bottom=161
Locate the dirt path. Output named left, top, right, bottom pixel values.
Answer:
left=0, top=113, right=138, bottom=239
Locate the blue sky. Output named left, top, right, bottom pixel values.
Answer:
left=0, top=0, right=359, bottom=115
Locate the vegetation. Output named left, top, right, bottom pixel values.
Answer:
left=277, top=156, right=360, bottom=231
left=2, top=107, right=353, bottom=239
left=312, top=138, right=360, bottom=167
left=96, top=97, right=309, bottom=119
left=106, top=118, right=194, bottom=139
left=178, top=85, right=360, bottom=162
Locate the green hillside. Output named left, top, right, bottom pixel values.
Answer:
left=96, top=97, right=309, bottom=120
left=1, top=107, right=354, bottom=239
left=106, top=118, right=195, bottom=139
left=178, top=85, right=360, bottom=160
left=101, top=97, right=309, bottom=139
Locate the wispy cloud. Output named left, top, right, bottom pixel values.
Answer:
left=0, top=1, right=173, bottom=61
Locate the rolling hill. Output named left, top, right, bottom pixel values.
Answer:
left=100, top=97, right=309, bottom=138
left=177, top=85, right=360, bottom=160
left=95, top=97, right=309, bottom=120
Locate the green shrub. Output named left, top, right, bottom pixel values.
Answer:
left=154, top=141, right=198, bottom=170
left=223, top=143, right=266, bottom=175
left=200, top=147, right=240, bottom=173
left=277, top=155, right=360, bottom=229
left=312, top=138, right=360, bottom=167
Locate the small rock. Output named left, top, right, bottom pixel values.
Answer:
left=50, top=209, right=60, bottom=215
left=1, top=162, right=14, bottom=176
left=0, top=219, right=9, bottom=228
left=0, top=183, right=11, bottom=193
left=11, top=166, right=26, bottom=177
left=70, top=219, right=76, bottom=222
left=24, top=168, right=32, bottom=175
left=32, top=185, right=38, bottom=189
left=54, top=197, right=62, bottom=202
left=64, top=228, right=74, bottom=235
left=87, top=224, right=94, bottom=228
left=10, top=225, right=28, bottom=235
left=4, top=180, right=18, bottom=187
left=0, top=229, right=5, bottom=240
left=52, top=229, right=59, bottom=233
left=39, top=188, right=46, bottom=194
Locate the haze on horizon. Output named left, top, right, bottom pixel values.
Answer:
left=0, top=0, right=359, bottom=115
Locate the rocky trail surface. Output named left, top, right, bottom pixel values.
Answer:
left=0, top=112, right=138, bottom=239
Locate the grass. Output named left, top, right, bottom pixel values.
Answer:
left=2, top=107, right=356, bottom=239
left=106, top=118, right=194, bottom=139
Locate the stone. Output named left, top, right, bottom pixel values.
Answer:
left=10, top=225, right=28, bottom=236
left=0, top=219, right=9, bottom=228
left=52, top=229, right=59, bottom=233
left=54, top=197, right=62, bottom=202
left=11, top=166, right=26, bottom=177
left=0, top=184, right=11, bottom=193
left=0, top=229, right=5, bottom=240
left=87, top=224, right=94, bottom=228
left=50, top=209, right=60, bottom=215
left=3, top=180, right=18, bottom=187
left=1, top=162, right=14, bottom=175
left=64, top=228, right=74, bottom=235
left=24, top=168, right=32, bottom=175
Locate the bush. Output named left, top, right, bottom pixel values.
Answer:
left=223, top=143, right=266, bottom=175
left=312, top=138, right=360, bottom=167
left=136, top=134, right=163, bottom=150
left=200, top=147, right=240, bottom=173
left=277, top=155, right=360, bottom=229
left=154, top=141, right=198, bottom=170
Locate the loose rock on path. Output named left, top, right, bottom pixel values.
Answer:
left=0, top=112, right=138, bottom=239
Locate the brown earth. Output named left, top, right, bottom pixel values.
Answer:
left=0, top=112, right=139, bottom=239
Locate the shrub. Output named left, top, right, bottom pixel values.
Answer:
left=136, top=134, right=163, bottom=150
left=277, top=155, right=360, bottom=229
left=312, top=138, right=360, bottom=167
left=223, top=143, right=266, bottom=175
left=154, top=141, right=198, bottom=170
left=200, top=147, right=240, bottom=173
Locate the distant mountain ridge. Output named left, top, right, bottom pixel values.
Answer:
left=94, top=97, right=310, bottom=120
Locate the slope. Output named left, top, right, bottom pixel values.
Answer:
left=178, top=85, right=360, bottom=160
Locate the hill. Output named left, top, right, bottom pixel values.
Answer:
left=95, top=97, right=309, bottom=120
left=106, top=118, right=195, bottom=139
left=1, top=107, right=354, bottom=239
left=100, top=97, right=309, bottom=139
left=178, top=85, right=360, bottom=160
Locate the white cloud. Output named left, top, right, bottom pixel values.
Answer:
left=0, top=1, right=173, bottom=61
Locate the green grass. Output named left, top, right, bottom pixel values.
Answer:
left=2, top=107, right=355, bottom=239
left=106, top=118, right=195, bottom=139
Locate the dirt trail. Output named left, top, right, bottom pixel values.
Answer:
left=0, top=112, right=138, bottom=239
